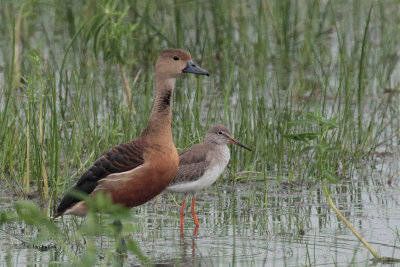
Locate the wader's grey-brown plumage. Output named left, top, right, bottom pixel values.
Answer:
left=165, top=125, right=251, bottom=233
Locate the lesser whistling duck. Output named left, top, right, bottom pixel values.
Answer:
left=55, top=49, right=209, bottom=217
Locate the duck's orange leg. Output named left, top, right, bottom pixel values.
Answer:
left=191, top=197, right=199, bottom=227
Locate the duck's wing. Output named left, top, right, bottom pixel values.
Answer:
left=169, top=143, right=213, bottom=186
left=55, top=138, right=146, bottom=217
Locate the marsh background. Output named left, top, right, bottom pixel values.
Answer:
left=0, top=0, right=400, bottom=266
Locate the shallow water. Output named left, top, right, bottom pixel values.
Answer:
left=1, top=157, right=399, bottom=266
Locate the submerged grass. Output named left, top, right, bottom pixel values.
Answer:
left=0, top=0, right=400, bottom=265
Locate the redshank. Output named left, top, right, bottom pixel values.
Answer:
left=165, top=124, right=251, bottom=234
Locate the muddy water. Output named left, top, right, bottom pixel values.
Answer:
left=1, top=159, right=400, bottom=266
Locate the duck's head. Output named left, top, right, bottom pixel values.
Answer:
left=156, top=49, right=209, bottom=79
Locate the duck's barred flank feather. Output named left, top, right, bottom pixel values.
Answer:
left=55, top=139, right=146, bottom=217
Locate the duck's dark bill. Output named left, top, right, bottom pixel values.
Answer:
left=182, top=60, right=209, bottom=76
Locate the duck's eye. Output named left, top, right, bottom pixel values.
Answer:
left=218, top=131, right=223, bottom=135
left=173, top=56, right=179, bottom=61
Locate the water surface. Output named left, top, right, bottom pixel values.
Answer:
left=1, top=157, right=399, bottom=266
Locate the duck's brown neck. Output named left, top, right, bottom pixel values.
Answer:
left=142, top=77, right=176, bottom=141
